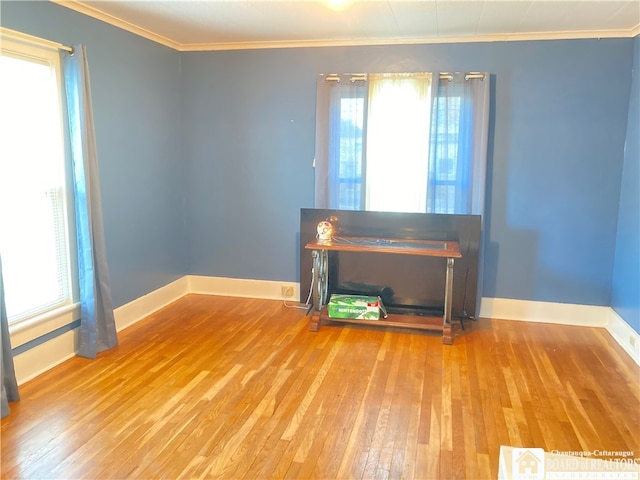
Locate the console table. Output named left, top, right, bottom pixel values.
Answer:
left=305, top=236, right=462, bottom=344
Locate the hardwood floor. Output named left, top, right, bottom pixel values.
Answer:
left=1, top=294, right=639, bottom=479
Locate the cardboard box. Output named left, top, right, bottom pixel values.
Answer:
left=328, top=294, right=381, bottom=320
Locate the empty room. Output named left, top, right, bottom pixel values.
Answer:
left=1, top=1, right=639, bottom=479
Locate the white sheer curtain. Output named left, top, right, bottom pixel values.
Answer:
left=366, top=73, right=432, bottom=213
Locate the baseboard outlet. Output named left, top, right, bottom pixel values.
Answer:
left=480, top=297, right=639, bottom=366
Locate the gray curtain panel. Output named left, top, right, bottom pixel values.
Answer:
left=427, top=72, right=491, bottom=216
left=314, top=74, right=368, bottom=210
left=1, top=255, right=20, bottom=418
left=64, top=46, right=118, bottom=359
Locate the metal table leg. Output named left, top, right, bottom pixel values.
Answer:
left=309, top=249, right=328, bottom=331
left=443, top=257, right=455, bottom=344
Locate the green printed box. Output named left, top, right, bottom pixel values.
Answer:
left=328, top=294, right=380, bottom=320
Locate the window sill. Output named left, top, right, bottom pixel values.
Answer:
left=9, top=303, right=81, bottom=349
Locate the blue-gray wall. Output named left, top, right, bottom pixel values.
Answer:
left=181, top=40, right=633, bottom=309
left=1, top=1, right=186, bottom=307
left=612, top=36, right=640, bottom=333
left=2, top=2, right=638, bottom=334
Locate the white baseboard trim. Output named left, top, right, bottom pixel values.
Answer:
left=187, top=275, right=299, bottom=301
left=479, top=297, right=639, bottom=366
left=114, top=276, right=190, bottom=332
left=14, top=330, right=78, bottom=386
left=479, top=297, right=610, bottom=327
left=607, top=308, right=640, bottom=366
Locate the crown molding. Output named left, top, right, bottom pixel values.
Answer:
left=51, top=0, right=182, bottom=51
left=52, top=0, right=640, bottom=52
left=179, top=28, right=640, bottom=52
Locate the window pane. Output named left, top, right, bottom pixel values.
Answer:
left=432, top=185, right=456, bottom=214
left=335, top=94, right=365, bottom=210
left=0, top=51, right=72, bottom=322
left=429, top=94, right=462, bottom=213
left=338, top=97, right=363, bottom=178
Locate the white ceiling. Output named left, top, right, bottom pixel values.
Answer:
left=52, top=0, right=640, bottom=51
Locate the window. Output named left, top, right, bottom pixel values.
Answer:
left=315, top=72, right=490, bottom=216
left=429, top=94, right=461, bottom=212
left=0, top=35, right=75, bottom=325
left=337, top=98, right=364, bottom=207
left=332, top=93, right=365, bottom=210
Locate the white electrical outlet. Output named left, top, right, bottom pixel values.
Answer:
left=630, top=336, right=636, bottom=348
left=281, top=286, right=294, bottom=298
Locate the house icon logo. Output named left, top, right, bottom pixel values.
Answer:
left=512, top=448, right=545, bottom=480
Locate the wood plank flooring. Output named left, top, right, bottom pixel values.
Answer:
left=1, top=294, right=639, bottom=479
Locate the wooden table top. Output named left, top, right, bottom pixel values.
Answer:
left=305, top=236, right=462, bottom=258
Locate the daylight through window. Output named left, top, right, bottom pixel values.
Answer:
left=0, top=38, right=74, bottom=324
left=314, top=71, right=490, bottom=217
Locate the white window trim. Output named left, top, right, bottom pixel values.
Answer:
left=0, top=27, right=72, bottom=55
left=9, top=304, right=81, bottom=349
left=1, top=27, right=80, bottom=345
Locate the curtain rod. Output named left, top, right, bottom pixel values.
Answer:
left=323, top=72, right=486, bottom=83
left=0, top=27, right=73, bottom=54
left=440, top=72, right=486, bottom=81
